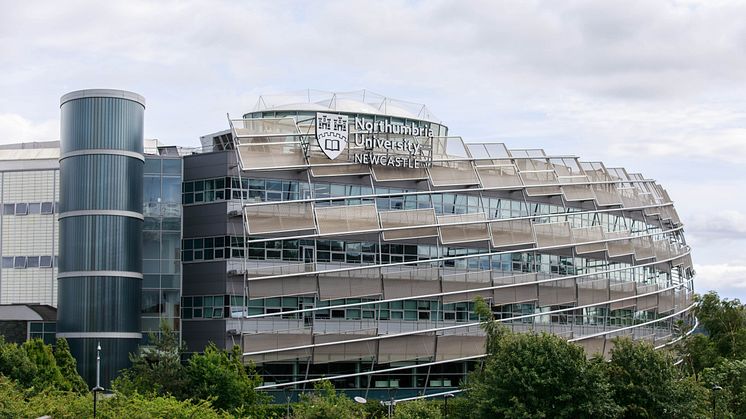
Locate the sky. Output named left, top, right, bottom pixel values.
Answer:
left=1, top=0, right=744, bottom=299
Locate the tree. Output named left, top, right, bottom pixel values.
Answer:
left=292, top=379, right=363, bottom=419
left=185, top=343, right=265, bottom=412
left=695, top=292, right=746, bottom=360
left=113, top=324, right=188, bottom=398
left=465, top=297, right=620, bottom=418
left=678, top=333, right=721, bottom=378
left=606, top=337, right=707, bottom=418
left=0, top=336, right=37, bottom=388
left=54, top=338, right=88, bottom=394
left=701, top=359, right=746, bottom=417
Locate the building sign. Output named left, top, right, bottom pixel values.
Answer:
left=315, top=113, right=349, bottom=160
left=315, top=112, right=432, bottom=168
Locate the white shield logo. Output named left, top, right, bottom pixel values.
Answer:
left=315, top=112, right=348, bottom=160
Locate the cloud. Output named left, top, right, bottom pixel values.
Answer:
left=0, top=114, right=58, bottom=144
left=695, top=264, right=746, bottom=300
left=687, top=210, right=746, bottom=240
left=0, top=0, right=745, bottom=299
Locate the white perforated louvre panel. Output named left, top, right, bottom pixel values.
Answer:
left=476, top=165, right=524, bottom=189
left=606, top=231, right=634, bottom=257
left=520, top=171, right=563, bottom=196
left=315, top=204, right=379, bottom=235
left=658, top=289, right=675, bottom=313
left=248, top=275, right=317, bottom=299
left=577, top=277, right=609, bottom=306
left=493, top=273, right=538, bottom=304
left=428, top=161, right=480, bottom=186
left=245, top=203, right=316, bottom=234
left=534, top=222, right=573, bottom=249
left=377, top=334, right=436, bottom=363
left=237, top=142, right=306, bottom=170
left=573, top=226, right=607, bottom=254
left=243, top=333, right=312, bottom=363
left=592, top=184, right=623, bottom=206
left=435, top=335, right=486, bottom=361
left=318, top=267, right=382, bottom=299
left=578, top=337, right=609, bottom=357
left=372, top=165, right=429, bottom=182
left=490, top=219, right=535, bottom=248
left=382, top=266, right=440, bottom=299
left=632, top=236, right=656, bottom=261
left=379, top=208, right=438, bottom=241
left=441, top=270, right=492, bottom=303
left=313, top=334, right=377, bottom=363
left=538, top=277, right=576, bottom=306
left=561, top=183, right=596, bottom=201
left=636, top=284, right=659, bottom=311
left=610, top=281, right=636, bottom=309
left=437, top=213, right=490, bottom=244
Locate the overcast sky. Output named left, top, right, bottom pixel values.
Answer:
left=1, top=0, right=744, bottom=299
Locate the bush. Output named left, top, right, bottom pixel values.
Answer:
left=393, top=398, right=442, bottom=419
left=292, top=380, right=364, bottom=419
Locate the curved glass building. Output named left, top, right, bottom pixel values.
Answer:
left=179, top=90, right=695, bottom=399
left=57, top=89, right=145, bottom=386
left=0, top=89, right=694, bottom=397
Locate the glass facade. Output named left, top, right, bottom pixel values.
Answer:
left=142, top=156, right=182, bottom=342
left=0, top=90, right=697, bottom=400
left=57, top=90, right=145, bottom=387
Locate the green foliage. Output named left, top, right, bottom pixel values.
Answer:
left=185, top=343, right=266, bottom=412
left=701, top=359, right=746, bottom=417
left=679, top=333, right=721, bottom=377
left=0, top=336, right=87, bottom=395
left=466, top=330, right=620, bottom=418
left=469, top=298, right=620, bottom=418
left=362, top=398, right=387, bottom=418
left=23, top=338, right=68, bottom=391
left=292, top=380, right=364, bottom=419
left=114, top=324, right=266, bottom=414
left=695, top=291, right=746, bottom=360
left=54, top=338, right=88, bottom=394
left=474, top=296, right=505, bottom=354
left=606, top=337, right=707, bottom=418
left=393, top=398, right=442, bottom=419
left=113, top=325, right=188, bottom=398
left=443, top=396, right=470, bottom=419
left=98, top=392, right=230, bottom=419
left=0, top=336, right=37, bottom=388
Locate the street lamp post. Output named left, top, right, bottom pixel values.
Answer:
left=444, top=393, right=454, bottom=418
left=711, top=384, right=723, bottom=419
left=92, top=342, right=104, bottom=418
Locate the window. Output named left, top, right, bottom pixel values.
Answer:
left=1, top=257, right=12, bottom=268
left=41, top=202, right=53, bottom=214
left=2, top=204, right=13, bottom=214
left=39, top=256, right=52, bottom=268
left=28, top=203, right=41, bottom=214
left=13, top=256, right=27, bottom=269
left=14, top=203, right=27, bottom=215
left=162, top=159, right=181, bottom=175
left=27, top=256, right=40, bottom=268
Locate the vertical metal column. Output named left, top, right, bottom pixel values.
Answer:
left=57, top=89, right=145, bottom=387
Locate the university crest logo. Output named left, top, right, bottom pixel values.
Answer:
left=315, top=112, right=348, bottom=160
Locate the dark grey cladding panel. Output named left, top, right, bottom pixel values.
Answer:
left=182, top=319, right=227, bottom=352
left=182, top=260, right=228, bottom=295
left=183, top=202, right=228, bottom=237
left=183, top=150, right=239, bottom=180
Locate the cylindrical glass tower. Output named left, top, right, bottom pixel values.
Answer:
left=57, top=89, right=145, bottom=387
